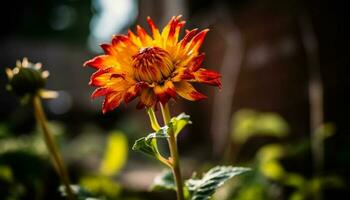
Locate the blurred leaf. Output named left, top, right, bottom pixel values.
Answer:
left=315, top=123, right=336, bottom=140
left=233, top=183, right=268, bottom=200
left=256, top=113, right=289, bottom=136
left=151, top=170, right=176, bottom=191
left=0, top=123, right=10, bottom=138
left=0, top=134, right=46, bottom=155
left=169, top=113, right=191, bottom=136
left=80, top=175, right=121, bottom=198
left=0, top=165, right=13, bottom=182
left=231, top=109, right=289, bottom=143
left=289, top=191, right=305, bottom=200
left=132, top=129, right=168, bottom=160
left=260, top=160, right=285, bottom=181
left=257, top=144, right=287, bottom=181
left=284, top=173, right=305, bottom=188
left=99, top=131, right=128, bottom=176
left=186, top=166, right=250, bottom=200
left=257, top=144, right=285, bottom=163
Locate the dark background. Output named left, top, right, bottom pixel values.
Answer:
left=0, top=0, right=348, bottom=199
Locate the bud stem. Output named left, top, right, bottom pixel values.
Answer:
left=32, top=96, right=75, bottom=200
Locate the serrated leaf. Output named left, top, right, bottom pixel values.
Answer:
left=186, top=166, right=250, bottom=200
left=132, top=137, right=157, bottom=158
left=151, top=170, right=176, bottom=191
left=132, top=129, right=169, bottom=159
left=169, top=113, right=192, bottom=136
left=145, top=127, right=169, bottom=140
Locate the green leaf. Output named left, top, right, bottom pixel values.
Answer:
left=186, top=166, right=250, bottom=200
left=145, top=127, right=169, bottom=140
left=151, top=170, right=176, bottom=191
left=132, top=129, right=169, bottom=159
left=169, top=113, right=191, bottom=136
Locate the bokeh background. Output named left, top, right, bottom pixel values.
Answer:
left=0, top=0, right=348, bottom=199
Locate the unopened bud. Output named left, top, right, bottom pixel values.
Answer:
left=6, top=58, right=49, bottom=99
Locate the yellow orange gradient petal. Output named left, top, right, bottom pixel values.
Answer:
left=174, top=81, right=207, bottom=101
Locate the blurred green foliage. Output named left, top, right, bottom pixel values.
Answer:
left=0, top=106, right=345, bottom=200
left=80, top=175, right=121, bottom=199
left=231, top=109, right=289, bottom=143
left=99, top=131, right=128, bottom=177
left=225, top=109, right=344, bottom=200
left=76, top=131, right=128, bottom=199
left=0, top=118, right=131, bottom=200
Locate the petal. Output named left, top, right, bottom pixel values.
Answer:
left=147, top=16, right=161, bottom=40
left=137, top=25, right=153, bottom=46
left=123, top=83, right=142, bottom=104
left=179, top=29, right=198, bottom=48
left=100, top=43, right=114, bottom=55
left=89, top=68, right=112, bottom=86
left=111, top=35, right=138, bottom=53
left=171, top=68, right=194, bottom=82
left=192, top=69, right=222, bottom=88
left=91, top=87, right=113, bottom=99
left=189, top=54, right=205, bottom=72
left=154, top=81, right=177, bottom=104
left=162, top=16, right=185, bottom=53
left=174, top=30, right=205, bottom=64
left=84, top=55, right=120, bottom=70
left=102, top=92, right=124, bottom=114
left=168, top=15, right=185, bottom=44
left=171, top=54, right=205, bottom=82
left=185, top=29, right=209, bottom=54
left=137, top=88, right=156, bottom=109
left=128, top=30, right=142, bottom=47
left=174, top=81, right=207, bottom=101
left=112, top=35, right=129, bottom=46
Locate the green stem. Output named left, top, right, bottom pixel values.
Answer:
left=146, top=108, right=172, bottom=168
left=160, top=103, right=171, bottom=124
left=147, top=108, right=161, bottom=131
left=33, top=96, right=75, bottom=200
left=160, top=103, right=185, bottom=200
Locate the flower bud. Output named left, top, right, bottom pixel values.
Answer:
left=6, top=58, right=49, bottom=98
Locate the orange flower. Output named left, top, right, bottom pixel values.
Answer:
left=84, top=16, right=221, bottom=113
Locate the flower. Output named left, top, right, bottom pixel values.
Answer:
left=84, top=15, right=221, bottom=113
left=6, top=58, right=57, bottom=103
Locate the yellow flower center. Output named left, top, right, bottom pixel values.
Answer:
left=132, top=47, right=174, bottom=83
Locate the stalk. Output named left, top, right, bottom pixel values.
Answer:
left=160, top=103, right=185, bottom=200
left=33, top=96, right=75, bottom=200
left=146, top=108, right=172, bottom=168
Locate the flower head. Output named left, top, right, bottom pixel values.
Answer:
left=84, top=16, right=221, bottom=113
left=6, top=58, right=57, bottom=103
